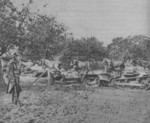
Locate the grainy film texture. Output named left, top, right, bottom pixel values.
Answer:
left=0, top=0, right=150, bottom=123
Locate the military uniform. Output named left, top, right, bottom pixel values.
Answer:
left=6, top=54, right=22, bottom=94
left=52, top=63, right=65, bottom=81
left=70, top=60, right=79, bottom=72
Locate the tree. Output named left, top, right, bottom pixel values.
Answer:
left=0, top=0, right=69, bottom=61
left=23, top=14, right=68, bottom=60
left=108, top=35, right=150, bottom=61
left=61, top=36, right=108, bottom=63
left=0, top=0, right=34, bottom=56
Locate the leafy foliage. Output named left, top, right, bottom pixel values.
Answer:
left=1, top=0, right=150, bottom=65
left=22, top=14, right=68, bottom=60
left=61, top=37, right=108, bottom=63
left=107, top=35, right=150, bottom=61
left=0, top=0, right=68, bottom=61
left=0, top=0, right=19, bottom=54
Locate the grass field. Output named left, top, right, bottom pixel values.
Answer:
left=0, top=83, right=150, bottom=123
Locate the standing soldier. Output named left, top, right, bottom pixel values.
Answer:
left=6, top=53, right=22, bottom=104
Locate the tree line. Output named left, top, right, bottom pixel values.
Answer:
left=0, top=0, right=150, bottom=63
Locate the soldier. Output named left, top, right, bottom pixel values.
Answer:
left=52, top=62, right=65, bottom=82
left=6, top=53, right=22, bottom=104
left=70, top=60, right=79, bottom=72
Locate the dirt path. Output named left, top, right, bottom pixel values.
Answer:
left=0, top=84, right=150, bottom=123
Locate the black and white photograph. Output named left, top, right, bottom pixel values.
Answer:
left=0, top=0, right=150, bottom=123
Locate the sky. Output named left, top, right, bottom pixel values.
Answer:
left=11, top=0, right=149, bottom=46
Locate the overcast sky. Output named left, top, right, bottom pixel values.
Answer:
left=11, top=0, right=149, bottom=45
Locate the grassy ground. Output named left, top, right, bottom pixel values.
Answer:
left=0, top=84, right=150, bottom=123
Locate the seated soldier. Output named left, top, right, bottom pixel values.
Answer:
left=51, top=63, right=65, bottom=82
left=71, top=60, right=79, bottom=72
left=65, top=60, right=79, bottom=77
